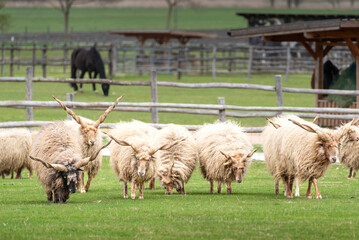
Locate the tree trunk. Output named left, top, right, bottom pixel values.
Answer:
left=166, top=4, right=173, bottom=30
left=270, top=0, right=275, bottom=7
left=287, top=0, right=292, bottom=8
left=64, top=10, right=69, bottom=40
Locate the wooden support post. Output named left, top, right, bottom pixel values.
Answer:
left=111, top=43, right=117, bottom=76
left=315, top=42, right=323, bottom=107
left=218, top=97, right=226, bottom=122
left=66, top=93, right=74, bottom=120
left=200, top=44, right=204, bottom=75
left=357, top=56, right=359, bottom=108
left=247, top=46, right=253, bottom=82
left=212, top=45, right=217, bottom=81
left=285, top=46, right=291, bottom=82
left=108, top=45, right=112, bottom=76
left=63, top=43, right=68, bottom=74
left=26, top=67, right=33, bottom=121
left=177, top=46, right=183, bottom=80
left=17, top=45, right=21, bottom=71
left=42, top=44, right=47, bottom=78
left=151, top=70, right=158, bottom=124
left=275, top=75, right=283, bottom=116
left=10, top=43, right=14, bottom=77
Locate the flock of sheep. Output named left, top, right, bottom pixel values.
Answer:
left=1, top=95, right=359, bottom=202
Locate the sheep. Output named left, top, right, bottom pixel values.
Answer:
left=336, top=119, right=359, bottom=178
left=0, top=128, right=33, bottom=179
left=194, top=120, right=257, bottom=194
left=265, top=115, right=338, bottom=199
left=156, top=124, right=197, bottom=195
left=52, top=95, right=122, bottom=193
left=30, top=121, right=111, bottom=203
left=105, top=120, right=184, bottom=200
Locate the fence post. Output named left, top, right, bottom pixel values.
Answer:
left=17, top=45, right=21, bottom=71
left=218, top=97, right=226, bottom=122
left=275, top=75, right=283, bottom=115
left=285, top=46, right=291, bottom=82
left=66, top=93, right=74, bottom=120
left=200, top=44, right=204, bottom=75
left=26, top=67, right=33, bottom=121
left=247, top=46, right=253, bottom=82
left=63, top=43, right=68, bottom=74
left=1, top=42, right=5, bottom=76
left=111, top=43, right=117, bottom=76
left=32, top=43, right=36, bottom=76
left=42, top=44, right=47, bottom=78
left=212, top=45, right=217, bottom=81
left=151, top=70, right=158, bottom=124
left=10, top=43, right=14, bottom=77
left=177, top=46, right=183, bottom=80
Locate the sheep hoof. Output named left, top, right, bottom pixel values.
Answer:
left=94, top=90, right=98, bottom=94
left=131, top=194, right=136, bottom=200
left=306, top=195, right=312, bottom=199
left=295, top=193, right=300, bottom=197
left=80, top=88, right=83, bottom=93
left=139, top=196, right=144, bottom=200
left=124, top=195, right=128, bottom=199
left=316, top=195, right=322, bottom=199
left=81, top=188, right=87, bottom=193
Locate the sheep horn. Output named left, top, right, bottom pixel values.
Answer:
left=312, top=115, right=319, bottom=124
left=289, top=119, right=331, bottom=142
left=75, top=140, right=112, bottom=169
left=351, top=118, right=359, bottom=126
left=267, top=118, right=281, bottom=129
left=220, top=150, right=230, bottom=159
left=247, top=149, right=257, bottom=158
left=151, top=137, right=187, bottom=155
left=29, top=155, right=67, bottom=172
left=94, top=95, right=123, bottom=128
left=52, top=95, right=83, bottom=126
left=104, top=132, right=139, bottom=153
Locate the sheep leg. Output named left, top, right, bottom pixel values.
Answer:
left=217, top=182, right=222, bottom=194
left=84, top=173, right=93, bottom=192
left=312, top=178, right=322, bottom=199
left=1, top=172, right=4, bottom=179
left=124, top=182, right=128, bottom=199
left=210, top=180, right=214, bottom=194
left=139, top=183, right=144, bottom=200
left=275, top=178, right=280, bottom=195
left=353, top=170, right=357, bottom=178
left=131, top=180, right=136, bottom=200
left=348, top=168, right=353, bottom=179
left=53, top=191, right=60, bottom=203
left=46, top=190, right=53, bottom=202
left=181, top=185, right=186, bottom=195
left=11, top=171, right=14, bottom=179
left=306, top=177, right=313, bottom=199
left=28, top=168, right=33, bottom=179
left=281, top=177, right=287, bottom=197
left=79, top=171, right=86, bottom=193
left=149, top=178, right=156, bottom=190
left=15, top=168, right=23, bottom=179
left=226, top=181, right=232, bottom=195
left=286, top=175, right=294, bottom=199
left=294, top=178, right=300, bottom=197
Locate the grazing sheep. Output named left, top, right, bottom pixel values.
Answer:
left=53, top=95, right=122, bottom=193
left=0, top=129, right=33, bottom=179
left=195, top=120, right=257, bottom=194
left=106, top=121, right=183, bottom=200
left=336, top=119, right=359, bottom=178
left=266, top=115, right=337, bottom=199
left=156, top=124, right=197, bottom=195
left=30, top=121, right=111, bottom=203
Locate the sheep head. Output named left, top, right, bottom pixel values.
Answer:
left=157, top=162, right=182, bottom=195
left=106, top=132, right=185, bottom=177
left=221, top=149, right=257, bottom=183
left=29, top=140, right=111, bottom=193
left=336, top=119, right=359, bottom=143
left=52, top=95, right=123, bottom=146
left=289, top=119, right=338, bottom=163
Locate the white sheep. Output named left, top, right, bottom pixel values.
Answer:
left=53, top=95, right=122, bottom=193
left=0, top=128, right=33, bottom=179
left=106, top=120, right=183, bottom=199
left=156, top=124, right=197, bottom=195
left=195, top=120, right=256, bottom=194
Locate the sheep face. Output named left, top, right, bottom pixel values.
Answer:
left=59, top=163, right=83, bottom=194
left=80, top=124, right=98, bottom=146
left=222, top=149, right=256, bottom=183
left=133, top=150, right=153, bottom=177
left=158, top=169, right=182, bottom=195
left=318, top=137, right=338, bottom=164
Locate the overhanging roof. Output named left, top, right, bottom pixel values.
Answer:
left=228, top=19, right=359, bottom=42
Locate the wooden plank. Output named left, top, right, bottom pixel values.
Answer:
left=218, top=97, right=225, bottom=122
left=345, top=38, right=359, bottom=58
left=150, top=70, right=158, bottom=124
left=300, top=41, right=316, bottom=59
left=275, top=75, right=283, bottom=116
left=25, top=67, right=33, bottom=121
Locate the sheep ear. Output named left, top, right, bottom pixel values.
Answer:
left=267, top=118, right=281, bottom=129
left=52, top=95, right=83, bottom=126
left=223, top=159, right=233, bottom=166
left=94, top=95, right=123, bottom=128
left=351, top=118, right=359, bottom=126
left=247, top=149, right=257, bottom=158
left=29, top=155, right=67, bottom=172
left=75, top=140, right=112, bottom=169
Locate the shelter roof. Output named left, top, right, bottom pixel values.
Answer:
left=109, top=30, right=217, bottom=45
left=228, top=19, right=359, bottom=43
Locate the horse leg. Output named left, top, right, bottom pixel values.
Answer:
left=92, top=72, right=98, bottom=93
left=71, top=65, right=78, bottom=93
left=79, top=71, right=86, bottom=92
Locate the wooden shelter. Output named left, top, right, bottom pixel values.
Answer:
left=228, top=19, right=359, bottom=126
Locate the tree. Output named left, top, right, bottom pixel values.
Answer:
left=57, top=0, right=75, bottom=37
left=164, top=0, right=196, bottom=30
left=0, top=0, right=10, bottom=32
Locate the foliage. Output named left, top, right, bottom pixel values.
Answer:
left=0, top=0, right=10, bottom=32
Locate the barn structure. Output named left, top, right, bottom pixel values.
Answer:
left=228, top=19, right=359, bottom=126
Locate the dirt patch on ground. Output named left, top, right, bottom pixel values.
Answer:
left=6, top=0, right=358, bottom=9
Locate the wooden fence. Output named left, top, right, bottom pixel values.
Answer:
left=0, top=42, right=354, bottom=81
left=1, top=67, right=359, bottom=131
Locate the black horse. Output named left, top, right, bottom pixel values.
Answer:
left=71, top=45, right=110, bottom=96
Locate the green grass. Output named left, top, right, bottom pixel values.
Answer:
left=1, top=159, right=359, bottom=239
left=3, top=7, right=359, bottom=33
left=0, top=67, right=314, bottom=127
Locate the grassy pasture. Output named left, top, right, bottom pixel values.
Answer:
left=1, top=159, right=359, bottom=239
